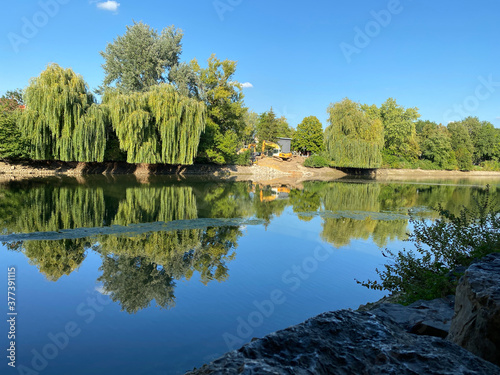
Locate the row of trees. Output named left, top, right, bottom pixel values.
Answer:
left=321, top=98, right=500, bottom=170
left=1, top=21, right=498, bottom=169
left=0, top=22, right=257, bottom=165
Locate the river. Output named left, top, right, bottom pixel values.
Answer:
left=0, top=175, right=498, bottom=374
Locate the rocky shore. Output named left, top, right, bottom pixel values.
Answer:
left=186, top=253, right=500, bottom=374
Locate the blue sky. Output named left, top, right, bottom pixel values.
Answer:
left=1, top=0, right=499, bottom=128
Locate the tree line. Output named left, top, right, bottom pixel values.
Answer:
left=307, top=97, right=500, bottom=170
left=1, top=21, right=499, bottom=170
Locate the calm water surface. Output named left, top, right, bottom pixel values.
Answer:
left=1, top=175, right=499, bottom=374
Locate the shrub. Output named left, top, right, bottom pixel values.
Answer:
left=357, top=187, right=500, bottom=304
left=235, top=150, right=252, bottom=166
left=0, top=106, right=30, bottom=160
left=480, top=160, right=500, bottom=171
left=304, top=154, right=330, bottom=168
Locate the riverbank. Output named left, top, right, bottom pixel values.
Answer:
left=375, top=168, right=500, bottom=180
left=3, top=159, right=500, bottom=184
left=0, top=158, right=346, bottom=183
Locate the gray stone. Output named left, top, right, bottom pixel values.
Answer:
left=370, top=296, right=455, bottom=338
left=186, top=310, right=500, bottom=375
left=448, top=253, right=500, bottom=365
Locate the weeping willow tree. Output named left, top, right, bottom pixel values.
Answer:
left=104, top=84, right=206, bottom=164
left=19, top=64, right=107, bottom=162
left=325, top=98, right=384, bottom=168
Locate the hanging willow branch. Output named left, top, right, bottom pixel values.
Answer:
left=325, top=98, right=384, bottom=169
left=18, top=64, right=107, bottom=162
left=104, top=84, right=206, bottom=165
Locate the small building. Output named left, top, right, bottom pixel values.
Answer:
left=276, top=137, right=292, bottom=153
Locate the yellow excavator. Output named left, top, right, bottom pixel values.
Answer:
left=238, top=143, right=257, bottom=154
left=261, top=141, right=292, bottom=161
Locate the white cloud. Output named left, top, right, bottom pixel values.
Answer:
left=96, top=1, right=120, bottom=12
left=241, top=82, right=253, bottom=88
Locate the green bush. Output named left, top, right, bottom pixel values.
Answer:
left=304, top=154, right=330, bottom=168
left=358, top=187, right=500, bottom=304
left=480, top=160, right=500, bottom=171
left=234, top=150, right=252, bottom=166
left=0, top=107, right=30, bottom=160
left=381, top=151, right=414, bottom=169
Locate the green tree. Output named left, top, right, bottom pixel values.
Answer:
left=196, top=55, right=246, bottom=164
left=461, top=117, right=498, bottom=164
left=417, top=121, right=456, bottom=169
left=100, top=21, right=183, bottom=93
left=256, top=108, right=293, bottom=145
left=103, top=84, right=206, bottom=165
left=277, top=116, right=294, bottom=138
left=256, top=108, right=279, bottom=142
left=447, top=121, right=474, bottom=170
left=19, top=64, right=106, bottom=162
left=378, top=98, right=420, bottom=159
left=242, top=110, right=258, bottom=145
left=292, top=116, right=324, bottom=154
left=0, top=101, right=29, bottom=159
left=325, top=98, right=384, bottom=168
left=2, top=89, right=24, bottom=106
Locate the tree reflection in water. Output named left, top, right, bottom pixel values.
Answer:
left=1, top=176, right=495, bottom=312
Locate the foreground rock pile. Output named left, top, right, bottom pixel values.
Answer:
left=186, top=254, right=500, bottom=374
left=448, top=253, right=500, bottom=365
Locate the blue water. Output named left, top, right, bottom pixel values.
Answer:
left=0, top=176, right=497, bottom=374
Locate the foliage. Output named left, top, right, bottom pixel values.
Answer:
left=242, top=110, right=258, bottom=144
left=235, top=149, right=252, bottom=166
left=303, top=154, right=330, bottom=168
left=1, top=89, right=24, bottom=106
left=256, top=108, right=293, bottom=144
left=358, top=188, right=500, bottom=304
left=460, top=117, right=499, bottom=164
left=292, top=116, right=324, bottom=154
left=100, top=21, right=183, bottom=93
left=377, top=98, right=420, bottom=159
left=19, top=64, right=106, bottom=162
left=0, top=103, right=29, bottom=159
left=325, top=98, right=384, bottom=168
left=417, top=121, right=456, bottom=169
left=196, top=55, right=246, bottom=164
left=480, top=160, right=500, bottom=171
left=447, top=121, right=474, bottom=170
left=104, top=84, right=206, bottom=164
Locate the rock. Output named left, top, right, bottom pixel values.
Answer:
left=186, top=310, right=500, bottom=375
left=448, top=253, right=500, bottom=365
left=370, top=296, right=455, bottom=338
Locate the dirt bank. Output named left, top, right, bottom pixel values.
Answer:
left=375, top=168, right=500, bottom=181
left=0, top=157, right=346, bottom=183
